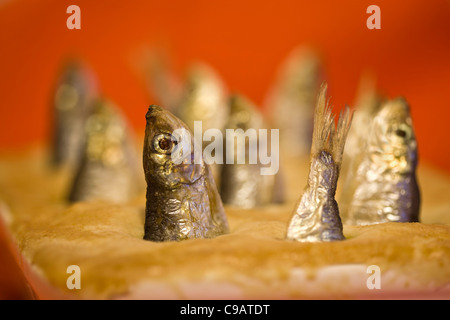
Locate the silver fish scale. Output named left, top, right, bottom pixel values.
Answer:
left=287, top=151, right=344, bottom=242
left=69, top=161, right=137, bottom=203
left=52, top=62, right=97, bottom=168
left=219, top=94, right=284, bottom=208
left=286, top=83, right=352, bottom=242
left=68, top=99, right=142, bottom=203
left=340, top=97, right=420, bottom=225
left=143, top=105, right=229, bottom=242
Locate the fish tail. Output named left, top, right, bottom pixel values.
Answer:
left=311, top=82, right=335, bottom=157
left=333, top=106, right=353, bottom=167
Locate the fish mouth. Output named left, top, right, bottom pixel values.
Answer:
left=145, top=104, right=164, bottom=120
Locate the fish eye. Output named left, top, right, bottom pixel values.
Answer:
left=153, top=133, right=177, bottom=154
left=236, top=121, right=247, bottom=130
left=159, top=138, right=172, bottom=150
left=393, top=123, right=411, bottom=140
left=395, top=129, right=407, bottom=138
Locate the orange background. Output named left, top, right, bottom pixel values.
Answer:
left=0, top=0, right=450, bottom=299
left=0, top=0, right=450, bottom=171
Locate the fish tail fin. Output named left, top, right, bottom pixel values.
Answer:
left=333, top=105, right=353, bottom=167
left=311, top=82, right=335, bottom=157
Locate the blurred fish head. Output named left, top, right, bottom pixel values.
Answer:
left=84, top=99, right=131, bottom=168
left=281, top=47, right=323, bottom=97
left=178, top=63, right=228, bottom=132
left=68, top=98, right=142, bottom=203
left=369, top=98, right=418, bottom=174
left=227, top=94, right=264, bottom=131
left=52, top=60, right=98, bottom=166
left=144, top=105, right=203, bottom=189
left=54, top=62, right=99, bottom=124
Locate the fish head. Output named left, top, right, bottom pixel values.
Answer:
left=54, top=61, right=98, bottom=116
left=177, top=63, right=228, bottom=132
left=144, top=105, right=204, bottom=189
left=369, top=98, right=418, bottom=174
left=52, top=61, right=98, bottom=166
left=227, top=94, right=264, bottom=131
left=68, top=98, right=142, bottom=203
left=280, top=46, right=323, bottom=99
left=83, top=99, right=133, bottom=168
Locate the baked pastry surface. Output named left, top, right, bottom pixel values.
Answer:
left=0, top=148, right=449, bottom=299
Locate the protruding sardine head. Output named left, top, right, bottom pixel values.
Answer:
left=227, top=94, right=264, bottom=131
left=83, top=100, right=130, bottom=165
left=344, top=74, right=384, bottom=161
left=52, top=60, right=98, bottom=168
left=223, top=94, right=265, bottom=163
left=176, top=63, right=229, bottom=133
left=144, top=105, right=203, bottom=189
left=68, top=99, right=142, bottom=203
left=280, top=46, right=323, bottom=95
left=267, top=46, right=324, bottom=156
left=369, top=98, right=418, bottom=174
left=143, top=105, right=229, bottom=242
left=219, top=94, right=285, bottom=207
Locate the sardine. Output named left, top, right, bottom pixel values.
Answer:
left=265, top=46, right=324, bottom=156
left=342, top=74, right=383, bottom=162
left=220, top=94, right=284, bottom=207
left=339, top=98, right=420, bottom=225
left=175, top=62, right=229, bottom=135
left=51, top=61, right=98, bottom=168
left=286, top=83, right=352, bottom=242
left=143, top=105, right=229, bottom=242
left=339, top=76, right=383, bottom=213
left=68, top=99, right=142, bottom=203
left=175, top=62, right=229, bottom=184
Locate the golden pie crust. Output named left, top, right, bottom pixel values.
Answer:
left=0, top=147, right=449, bottom=299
